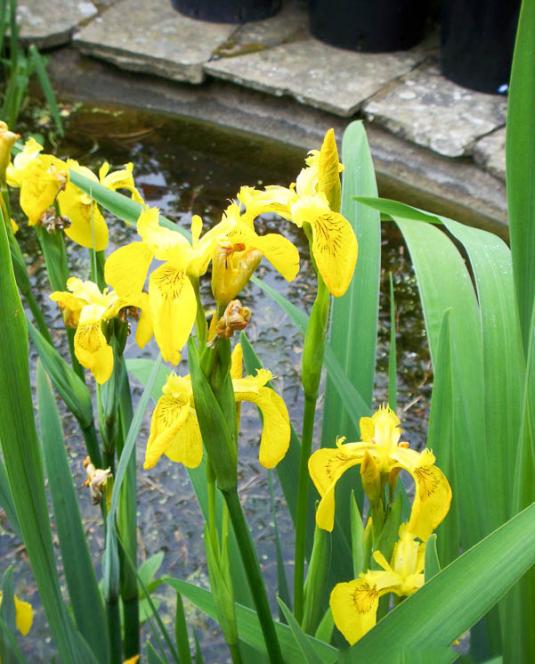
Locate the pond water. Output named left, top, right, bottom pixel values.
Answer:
left=2, top=104, right=430, bottom=661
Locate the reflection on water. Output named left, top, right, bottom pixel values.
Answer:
left=5, top=105, right=430, bottom=661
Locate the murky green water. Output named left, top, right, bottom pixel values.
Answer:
left=2, top=104, right=430, bottom=661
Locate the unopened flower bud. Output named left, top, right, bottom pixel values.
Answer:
left=83, top=456, right=112, bottom=505
left=211, top=241, right=262, bottom=305
left=215, top=299, right=252, bottom=340
left=0, top=122, right=19, bottom=183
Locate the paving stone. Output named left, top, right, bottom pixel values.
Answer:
left=473, top=128, right=506, bottom=181
left=74, top=0, right=236, bottom=84
left=363, top=63, right=507, bottom=158
left=206, top=38, right=425, bottom=117
left=17, top=0, right=97, bottom=48
left=214, top=0, right=308, bottom=58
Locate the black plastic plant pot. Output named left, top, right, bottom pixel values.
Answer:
left=441, top=0, right=521, bottom=94
left=309, top=0, right=428, bottom=53
left=171, top=0, right=281, bottom=23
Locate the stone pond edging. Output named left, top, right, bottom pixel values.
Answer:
left=18, top=0, right=508, bottom=233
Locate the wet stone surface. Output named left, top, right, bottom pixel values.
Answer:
left=363, top=62, right=508, bottom=158
left=473, top=127, right=506, bottom=181
left=74, top=0, right=236, bottom=84
left=206, top=39, right=425, bottom=117
left=17, top=0, right=97, bottom=48
left=2, top=105, right=431, bottom=661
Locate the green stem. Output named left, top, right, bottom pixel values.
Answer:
left=223, top=489, right=283, bottom=664
left=207, top=461, right=218, bottom=552
left=117, top=356, right=139, bottom=659
left=82, top=422, right=103, bottom=468
left=293, top=394, right=317, bottom=623
left=191, top=276, right=207, bottom=347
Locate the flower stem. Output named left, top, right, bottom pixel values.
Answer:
left=223, top=489, right=283, bottom=664
left=293, top=394, right=317, bottom=623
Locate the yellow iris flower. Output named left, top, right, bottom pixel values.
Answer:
left=6, top=137, right=68, bottom=225
left=236, top=129, right=357, bottom=297
left=57, top=160, right=143, bottom=251
left=50, top=277, right=152, bottom=384
left=330, top=524, right=425, bottom=644
left=208, top=201, right=299, bottom=304
left=0, top=592, right=33, bottom=636
left=105, top=207, right=199, bottom=365
left=144, top=344, right=290, bottom=470
left=105, top=204, right=299, bottom=362
left=308, top=405, right=452, bottom=538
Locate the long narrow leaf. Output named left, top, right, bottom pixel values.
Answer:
left=0, top=209, right=98, bottom=663
left=395, top=218, right=488, bottom=549
left=36, top=363, right=109, bottom=662
left=0, top=459, right=20, bottom=537
left=506, top=0, right=535, bottom=349
left=28, top=46, right=64, bottom=136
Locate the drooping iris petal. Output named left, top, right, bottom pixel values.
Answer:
left=233, top=369, right=291, bottom=469
left=105, top=241, right=153, bottom=300
left=74, top=305, right=114, bottom=384
left=250, top=232, right=300, bottom=282
left=149, top=262, right=197, bottom=365
left=308, top=443, right=368, bottom=531
left=59, top=184, right=109, bottom=250
left=164, top=408, right=203, bottom=468
left=144, top=392, right=192, bottom=469
left=330, top=576, right=382, bottom=645
left=308, top=208, right=358, bottom=297
left=144, top=374, right=203, bottom=469
left=394, top=448, right=453, bottom=541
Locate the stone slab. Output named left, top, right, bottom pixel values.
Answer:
left=363, top=63, right=507, bottom=158
left=473, top=128, right=506, bottom=181
left=206, top=38, right=425, bottom=117
left=17, top=0, right=97, bottom=48
left=74, top=0, right=236, bottom=84
left=214, top=0, right=308, bottom=58
left=49, top=48, right=508, bottom=236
